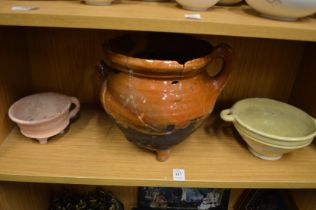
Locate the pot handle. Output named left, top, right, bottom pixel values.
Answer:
left=68, top=97, right=80, bottom=120
left=208, top=44, right=233, bottom=91
left=220, top=109, right=235, bottom=122
left=96, top=60, right=112, bottom=78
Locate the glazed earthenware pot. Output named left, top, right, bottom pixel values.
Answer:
left=99, top=33, right=232, bottom=161
left=8, top=92, right=80, bottom=144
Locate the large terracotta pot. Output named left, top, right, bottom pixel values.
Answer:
left=99, top=33, right=232, bottom=161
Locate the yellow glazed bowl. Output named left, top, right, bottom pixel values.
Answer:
left=238, top=130, right=311, bottom=160
left=220, top=98, right=316, bottom=160
left=234, top=122, right=314, bottom=147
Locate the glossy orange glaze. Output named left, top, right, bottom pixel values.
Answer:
left=102, top=71, right=221, bottom=134
left=100, top=33, right=232, bottom=151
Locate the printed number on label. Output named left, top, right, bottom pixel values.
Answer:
left=173, top=169, right=185, bottom=181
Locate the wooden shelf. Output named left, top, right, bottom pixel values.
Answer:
left=0, top=108, right=315, bottom=188
left=0, top=1, right=316, bottom=41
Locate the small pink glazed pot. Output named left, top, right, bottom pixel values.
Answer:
left=8, top=92, right=80, bottom=144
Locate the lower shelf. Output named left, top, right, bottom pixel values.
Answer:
left=0, top=108, right=315, bottom=188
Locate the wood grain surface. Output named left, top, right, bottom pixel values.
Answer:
left=0, top=182, right=50, bottom=210
left=290, top=189, right=316, bottom=210
left=0, top=27, right=32, bottom=143
left=0, top=1, right=316, bottom=41
left=290, top=43, right=316, bottom=118
left=0, top=109, right=315, bottom=188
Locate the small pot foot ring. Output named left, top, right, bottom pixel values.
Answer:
left=248, top=146, right=282, bottom=161
left=156, top=149, right=171, bottom=162
left=37, top=138, right=48, bottom=144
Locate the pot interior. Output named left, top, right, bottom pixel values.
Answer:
left=9, top=93, right=70, bottom=123
left=233, top=98, right=316, bottom=138
left=106, top=33, right=213, bottom=64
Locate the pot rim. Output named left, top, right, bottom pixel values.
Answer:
left=102, top=33, right=215, bottom=77
left=229, top=98, right=316, bottom=141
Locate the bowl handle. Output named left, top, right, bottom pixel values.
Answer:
left=220, top=109, right=235, bottom=122
left=68, top=97, right=80, bottom=120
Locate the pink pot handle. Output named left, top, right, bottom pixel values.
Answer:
left=208, top=44, right=233, bottom=91
left=68, top=97, right=80, bottom=120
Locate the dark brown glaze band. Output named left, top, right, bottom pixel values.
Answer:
left=117, top=117, right=202, bottom=151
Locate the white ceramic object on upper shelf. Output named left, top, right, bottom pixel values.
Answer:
left=84, top=0, right=115, bottom=6
left=176, top=0, right=220, bottom=11
left=217, top=0, right=242, bottom=6
left=245, top=0, right=316, bottom=21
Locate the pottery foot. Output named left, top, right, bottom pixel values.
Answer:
left=156, top=149, right=171, bottom=162
left=182, top=6, right=208, bottom=11
left=248, top=146, right=282, bottom=161
left=37, top=138, right=48, bottom=144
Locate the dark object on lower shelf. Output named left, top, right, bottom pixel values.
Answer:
left=234, top=189, right=298, bottom=210
left=49, top=188, right=124, bottom=210
left=138, top=187, right=230, bottom=210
